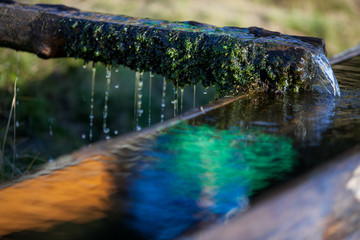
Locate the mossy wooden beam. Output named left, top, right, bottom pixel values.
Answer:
left=0, top=0, right=328, bottom=96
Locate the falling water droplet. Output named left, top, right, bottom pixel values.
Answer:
left=173, top=81, right=178, bottom=117
left=103, top=65, right=112, bottom=139
left=161, top=77, right=167, bottom=122
left=114, top=130, right=119, bottom=135
left=193, top=85, right=196, bottom=108
left=134, top=71, right=139, bottom=130
left=49, top=126, right=53, bottom=136
left=115, top=67, right=119, bottom=73
left=81, top=133, right=86, bottom=139
left=48, top=157, right=54, bottom=163
left=89, top=62, right=96, bottom=142
left=15, top=121, right=19, bottom=127
left=115, top=84, right=119, bottom=89
left=148, top=71, right=153, bottom=126
left=180, top=88, right=184, bottom=114
left=48, top=117, right=54, bottom=136
left=135, top=70, right=144, bottom=131
left=204, top=87, right=208, bottom=95
left=83, top=61, right=87, bottom=69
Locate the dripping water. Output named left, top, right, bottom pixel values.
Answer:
left=193, top=85, right=196, bottom=108
left=161, top=77, right=167, bottom=122
left=148, top=71, right=153, bottom=126
left=180, top=88, right=184, bottom=114
left=48, top=117, right=54, bottom=137
left=134, top=71, right=139, bottom=130
left=135, top=71, right=144, bottom=131
left=89, top=62, right=96, bottom=142
left=203, top=87, right=208, bottom=95
left=103, top=66, right=112, bottom=140
left=311, top=53, right=341, bottom=96
left=172, top=80, right=179, bottom=117
left=82, top=61, right=87, bottom=69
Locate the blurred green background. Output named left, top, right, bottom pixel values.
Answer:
left=0, top=0, right=359, bottom=179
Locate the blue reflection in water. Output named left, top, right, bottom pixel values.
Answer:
left=127, top=124, right=297, bottom=239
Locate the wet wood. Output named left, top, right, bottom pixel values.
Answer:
left=186, top=145, right=360, bottom=240
left=0, top=95, right=241, bottom=238
left=0, top=0, right=77, bottom=58
left=0, top=1, right=329, bottom=95
left=0, top=1, right=326, bottom=60
left=330, top=44, right=360, bottom=65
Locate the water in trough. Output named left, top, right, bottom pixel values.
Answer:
left=0, top=51, right=358, bottom=239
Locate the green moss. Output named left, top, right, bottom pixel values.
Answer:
left=58, top=16, right=322, bottom=97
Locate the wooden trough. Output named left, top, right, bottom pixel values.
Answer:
left=0, top=1, right=360, bottom=239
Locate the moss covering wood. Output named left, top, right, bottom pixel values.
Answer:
left=0, top=2, right=326, bottom=97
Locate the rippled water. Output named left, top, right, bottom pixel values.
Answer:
left=123, top=55, right=360, bottom=239
left=1, top=56, right=360, bottom=240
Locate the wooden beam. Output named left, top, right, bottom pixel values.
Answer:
left=187, top=145, right=360, bottom=240
left=0, top=1, right=328, bottom=95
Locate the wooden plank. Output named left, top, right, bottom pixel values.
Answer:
left=186, top=145, right=360, bottom=240
left=0, top=1, right=328, bottom=95
left=330, top=44, right=360, bottom=65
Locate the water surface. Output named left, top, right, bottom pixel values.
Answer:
left=2, top=56, right=360, bottom=240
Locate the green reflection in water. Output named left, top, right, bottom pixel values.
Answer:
left=159, top=123, right=297, bottom=195
left=129, top=123, right=297, bottom=239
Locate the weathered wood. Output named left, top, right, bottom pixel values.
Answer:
left=186, top=145, right=360, bottom=240
left=0, top=96, right=241, bottom=238
left=0, top=1, right=329, bottom=95
left=330, top=43, right=360, bottom=65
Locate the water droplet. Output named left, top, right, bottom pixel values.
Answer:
left=48, top=157, right=54, bottom=163
left=115, top=67, right=119, bottom=72
left=103, top=66, right=111, bottom=139
left=114, top=130, right=119, bottom=135
left=89, top=63, right=96, bottom=142
left=161, top=77, right=167, bottom=122
left=193, top=85, right=196, bottom=108
left=134, top=71, right=144, bottom=130
left=115, top=84, right=119, bottom=89
left=81, top=133, right=86, bottom=139
left=174, top=80, right=179, bottom=117
left=83, top=62, right=87, bottom=69
left=16, top=101, right=19, bottom=106
left=15, top=121, right=19, bottom=127
left=105, top=135, right=111, bottom=140
left=148, top=72, right=153, bottom=126
left=136, top=126, right=142, bottom=131
left=16, top=88, right=19, bottom=92
left=180, top=88, right=184, bottom=114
